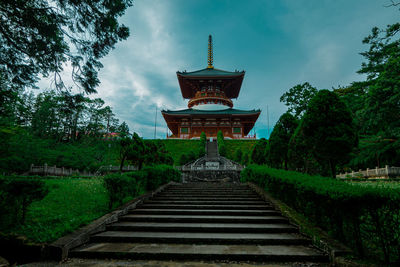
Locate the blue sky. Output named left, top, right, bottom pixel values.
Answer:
left=40, top=0, right=399, bottom=138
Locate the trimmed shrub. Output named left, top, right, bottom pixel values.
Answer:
left=103, top=173, right=132, bottom=210
left=0, top=178, right=48, bottom=226
left=241, top=165, right=400, bottom=263
left=142, top=164, right=181, bottom=191
left=104, top=165, right=181, bottom=210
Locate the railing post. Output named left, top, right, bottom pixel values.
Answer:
left=30, top=163, right=33, bottom=173
left=351, top=170, right=354, bottom=178
left=366, top=168, right=369, bottom=177
left=44, top=163, right=48, bottom=176
left=385, top=165, right=389, bottom=177
left=62, top=167, right=65, bottom=176
left=375, top=167, right=378, bottom=176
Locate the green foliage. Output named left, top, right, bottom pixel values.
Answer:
left=217, top=130, right=227, bottom=157
left=280, top=82, right=318, bottom=118
left=103, top=174, right=133, bottom=210
left=301, top=90, right=358, bottom=177
left=178, top=153, right=189, bottom=166
left=0, top=178, right=48, bottom=226
left=1, top=177, right=109, bottom=243
left=224, top=140, right=257, bottom=161
left=234, top=148, right=243, bottom=163
left=241, top=152, right=249, bottom=166
left=161, top=140, right=202, bottom=165
left=200, top=132, right=207, bottom=146
left=141, top=165, right=181, bottom=191
left=268, top=113, right=298, bottom=169
left=0, top=0, right=132, bottom=93
left=251, top=138, right=269, bottom=165
left=241, top=166, right=400, bottom=263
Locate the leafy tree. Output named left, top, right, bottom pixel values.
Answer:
left=0, top=0, right=132, bottom=93
left=118, top=122, right=130, bottom=137
left=301, top=90, right=358, bottom=177
left=200, top=131, right=207, bottom=146
left=280, top=82, right=318, bottom=118
left=268, top=113, right=298, bottom=170
left=217, top=130, right=227, bottom=156
left=251, top=138, right=269, bottom=165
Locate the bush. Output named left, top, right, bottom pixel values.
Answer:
left=0, top=178, right=48, bottom=226
left=103, top=174, right=132, bottom=210
left=104, top=165, right=181, bottom=210
left=142, top=164, right=181, bottom=191
left=241, top=165, right=400, bottom=263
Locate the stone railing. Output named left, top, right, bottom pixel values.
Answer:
left=336, top=165, right=400, bottom=179
left=176, top=164, right=244, bottom=172
left=29, top=164, right=93, bottom=176
left=96, top=165, right=138, bottom=174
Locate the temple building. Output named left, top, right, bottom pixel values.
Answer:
left=162, top=35, right=261, bottom=139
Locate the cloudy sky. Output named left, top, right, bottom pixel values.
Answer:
left=40, top=0, right=399, bottom=138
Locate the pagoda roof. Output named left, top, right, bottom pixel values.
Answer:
left=177, top=68, right=245, bottom=99
left=177, top=67, right=244, bottom=77
left=162, top=108, right=260, bottom=116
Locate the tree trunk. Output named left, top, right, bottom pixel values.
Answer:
left=119, top=155, right=126, bottom=172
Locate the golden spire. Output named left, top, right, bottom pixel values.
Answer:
left=207, top=34, right=214, bottom=69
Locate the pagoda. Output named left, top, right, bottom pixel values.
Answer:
left=162, top=35, right=261, bottom=139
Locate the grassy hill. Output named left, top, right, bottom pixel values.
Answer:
left=160, top=139, right=258, bottom=164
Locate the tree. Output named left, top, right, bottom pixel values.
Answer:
left=251, top=138, right=269, bottom=165
left=301, top=90, right=358, bottom=177
left=217, top=130, right=226, bottom=156
left=118, top=122, right=130, bottom=137
left=268, top=113, right=298, bottom=170
left=0, top=0, right=132, bottom=93
left=280, top=82, right=318, bottom=118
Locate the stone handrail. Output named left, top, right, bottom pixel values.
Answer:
left=336, top=165, right=400, bottom=179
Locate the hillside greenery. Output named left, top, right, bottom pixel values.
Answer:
left=241, top=165, right=400, bottom=263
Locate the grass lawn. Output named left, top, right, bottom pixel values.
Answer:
left=349, top=180, right=400, bottom=189
left=225, top=140, right=258, bottom=160
left=5, top=177, right=111, bottom=243
left=161, top=139, right=202, bottom=165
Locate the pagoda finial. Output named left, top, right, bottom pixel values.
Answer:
left=207, top=35, right=214, bottom=69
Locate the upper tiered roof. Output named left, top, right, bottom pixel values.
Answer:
left=177, top=35, right=245, bottom=99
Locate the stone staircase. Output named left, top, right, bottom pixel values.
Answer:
left=71, top=183, right=328, bottom=263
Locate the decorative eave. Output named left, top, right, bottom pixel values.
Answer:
left=177, top=69, right=245, bottom=99
left=161, top=108, right=261, bottom=136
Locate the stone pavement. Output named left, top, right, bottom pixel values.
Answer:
left=69, top=183, right=328, bottom=264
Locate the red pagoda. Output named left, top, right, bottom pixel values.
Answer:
left=162, top=35, right=261, bottom=139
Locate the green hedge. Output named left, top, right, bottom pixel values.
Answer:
left=241, top=165, right=400, bottom=264
left=104, top=165, right=181, bottom=209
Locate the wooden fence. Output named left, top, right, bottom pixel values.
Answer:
left=336, top=165, right=400, bottom=179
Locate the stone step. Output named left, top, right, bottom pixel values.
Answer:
left=157, top=194, right=260, bottom=199
left=152, top=197, right=261, bottom=201
left=119, top=214, right=289, bottom=224
left=71, top=243, right=328, bottom=262
left=138, top=204, right=273, bottom=210
left=129, top=209, right=280, bottom=216
left=144, top=200, right=267, bottom=205
left=165, top=189, right=252, bottom=192
left=90, top=231, right=310, bottom=245
left=107, top=222, right=298, bottom=233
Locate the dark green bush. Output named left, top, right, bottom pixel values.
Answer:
left=104, top=165, right=181, bottom=210
left=142, top=164, right=181, bottom=191
left=241, top=165, right=400, bottom=263
left=0, top=178, right=48, bottom=226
